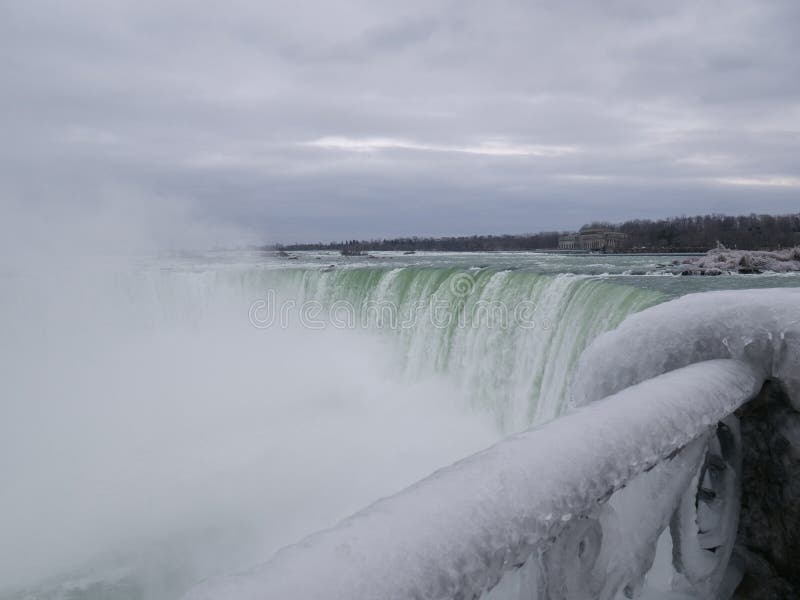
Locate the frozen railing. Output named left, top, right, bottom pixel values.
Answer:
left=184, top=360, right=761, bottom=600
left=185, top=289, right=800, bottom=600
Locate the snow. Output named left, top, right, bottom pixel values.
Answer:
left=669, top=247, right=800, bottom=275
left=571, top=288, right=800, bottom=411
left=183, top=359, right=761, bottom=600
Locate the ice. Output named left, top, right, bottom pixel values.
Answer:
left=571, top=288, right=800, bottom=411
left=669, top=247, right=800, bottom=275
left=182, top=359, right=761, bottom=600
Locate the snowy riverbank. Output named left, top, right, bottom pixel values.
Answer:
left=672, top=247, right=800, bottom=275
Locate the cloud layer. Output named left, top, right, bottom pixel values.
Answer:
left=1, top=0, right=799, bottom=246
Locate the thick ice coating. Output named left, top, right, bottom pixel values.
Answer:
left=571, top=288, right=800, bottom=410
left=183, top=359, right=761, bottom=600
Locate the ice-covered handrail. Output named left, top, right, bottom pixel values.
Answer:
left=571, top=288, right=800, bottom=410
left=184, top=359, right=762, bottom=600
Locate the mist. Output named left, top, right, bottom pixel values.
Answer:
left=0, top=244, right=498, bottom=595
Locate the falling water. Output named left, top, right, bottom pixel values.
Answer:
left=1, top=259, right=663, bottom=599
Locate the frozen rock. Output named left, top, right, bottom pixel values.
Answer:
left=735, top=382, right=800, bottom=597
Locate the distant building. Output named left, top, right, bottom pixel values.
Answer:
left=558, top=234, right=579, bottom=250
left=578, top=228, right=627, bottom=251
left=558, top=229, right=627, bottom=251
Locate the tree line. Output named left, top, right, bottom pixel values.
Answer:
left=615, top=212, right=800, bottom=251
left=273, top=211, right=800, bottom=253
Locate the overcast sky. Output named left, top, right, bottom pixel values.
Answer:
left=1, top=0, right=799, bottom=248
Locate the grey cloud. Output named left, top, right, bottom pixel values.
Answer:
left=1, top=0, right=799, bottom=247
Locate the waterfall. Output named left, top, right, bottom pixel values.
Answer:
left=115, top=265, right=663, bottom=430
left=1, top=260, right=664, bottom=599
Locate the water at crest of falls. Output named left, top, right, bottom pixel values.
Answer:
left=2, top=250, right=798, bottom=599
